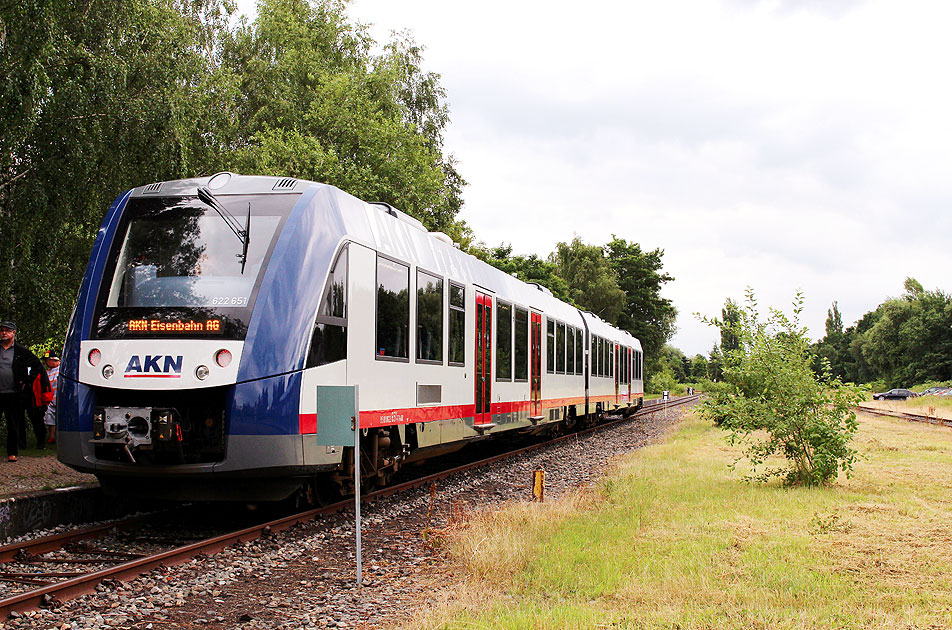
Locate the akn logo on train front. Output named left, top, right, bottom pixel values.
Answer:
left=124, top=355, right=184, bottom=378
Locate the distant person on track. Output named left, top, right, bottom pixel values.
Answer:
left=43, top=350, right=60, bottom=445
left=0, top=321, right=44, bottom=462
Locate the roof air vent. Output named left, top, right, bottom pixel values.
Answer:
left=143, top=183, right=162, bottom=194
left=272, top=178, right=297, bottom=191
left=528, top=282, right=553, bottom=297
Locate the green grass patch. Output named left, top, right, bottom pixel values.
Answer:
left=408, top=411, right=952, bottom=629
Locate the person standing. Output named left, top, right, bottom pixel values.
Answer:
left=0, top=321, right=43, bottom=462
left=43, top=351, right=60, bottom=445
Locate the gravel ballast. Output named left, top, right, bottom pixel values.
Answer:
left=0, top=403, right=694, bottom=630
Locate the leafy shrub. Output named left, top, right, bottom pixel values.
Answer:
left=699, top=290, right=865, bottom=486
left=646, top=365, right=683, bottom=396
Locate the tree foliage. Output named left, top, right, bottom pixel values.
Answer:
left=1, top=0, right=465, bottom=348
left=700, top=290, right=864, bottom=486
left=811, top=278, right=952, bottom=387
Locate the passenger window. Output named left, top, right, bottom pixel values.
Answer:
left=496, top=301, right=512, bottom=380
left=556, top=322, right=565, bottom=374
left=448, top=283, right=465, bottom=365
left=416, top=270, right=443, bottom=363
left=594, top=336, right=601, bottom=377
left=307, top=244, right=348, bottom=367
left=376, top=256, right=409, bottom=360
left=546, top=319, right=555, bottom=374
left=575, top=328, right=582, bottom=375
left=514, top=307, right=528, bottom=381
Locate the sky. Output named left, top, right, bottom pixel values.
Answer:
left=238, top=0, right=952, bottom=356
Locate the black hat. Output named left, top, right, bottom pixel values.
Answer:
left=0, top=321, right=16, bottom=332
left=44, top=350, right=60, bottom=362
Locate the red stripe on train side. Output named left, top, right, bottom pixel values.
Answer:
left=298, top=393, right=647, bottom=434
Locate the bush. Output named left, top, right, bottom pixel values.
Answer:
left=646, top=365, right=682, bottom=396
left=698, top=290, right=865, bottom=486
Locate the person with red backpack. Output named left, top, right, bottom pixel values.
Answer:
left=42, top=351, right=60, bottom=444
left=0, top=321, right=43, bottom=462
left=29, top=353, right=54, bottom=450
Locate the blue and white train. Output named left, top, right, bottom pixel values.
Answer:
left=58, top=173, right=644, bottom=501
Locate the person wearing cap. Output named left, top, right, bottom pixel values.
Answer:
left=43, top=351, right=61, bottom=444
left=0, top=321, right=43, bottom=462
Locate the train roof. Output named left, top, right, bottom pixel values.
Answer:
left=131, top=173, right=641, bottom=349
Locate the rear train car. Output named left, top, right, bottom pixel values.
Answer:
left=58, top=174, right=644, bottom=501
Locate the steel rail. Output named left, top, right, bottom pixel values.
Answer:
left=0, top=394, right=700, bottom=618
left=855, top=404, right=952, bottom=428
left=0, top=513, right=166, bottom=564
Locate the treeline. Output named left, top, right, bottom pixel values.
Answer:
left=1, top=0, right=680, bottom=365
left=812, top=278, right=952, bottom=388
left=1, top=0, right=465, bottom=346
left=474, top=238, right=678, bottom=373
left=657, top=277, right=952, bottom=391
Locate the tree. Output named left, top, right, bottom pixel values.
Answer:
left=720, top=298, right=741, bottom=354
left=473, top=243, right=572, bottom=303
left=707, top=344, right=724, bottom=381
left=605, top=237, right=677, bottom=374
left=858, top=285, right=952, bottom=386
left=699, top=290, right=864, bottom=486
left=550, top=238, right=626, bottom=324
left=811, top=301, right=853, bottom=382
left=1, top=0, right=467, bottom=347
left=0, top=0, right=233, bottom=347
left=220, top=0, right=466, bottom=238
left=690, top=354, right=709, bottom=381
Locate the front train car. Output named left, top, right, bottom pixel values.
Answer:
left=58, top=174, right=356, bottom=500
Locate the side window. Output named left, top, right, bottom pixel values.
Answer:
left=594, top=336, right=601, bottom=377
left=575, top=328, right=582, bottom=375
left=565, top=326, right=575, bottom=374
left=546, top=319, right=555, bottom=373
left=514, top=307, right=528, bottom=381
left=416, top=270, right=443, bottom=363
left=496, top=301, right=512, bottom=380
left=307, top=244, right=348, bottom=367
left=556, top=322, right=565, bottom=374
left=376, top=256, right=409, bottom=360
left=448, top=283, right=465, bottom=365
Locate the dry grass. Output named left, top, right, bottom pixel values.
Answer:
left=398, top=409, right=952, bottom=629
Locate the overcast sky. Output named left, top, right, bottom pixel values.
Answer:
left=239, top=0, right=952, bottom=355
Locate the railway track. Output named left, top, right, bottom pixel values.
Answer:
left=855, top=404, right=952, bottom=429
left=0, top=394, right=700, bottom=618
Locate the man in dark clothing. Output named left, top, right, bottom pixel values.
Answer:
left=0, top=321, right=43, bottom=462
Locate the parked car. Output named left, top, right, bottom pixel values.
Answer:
left=918, top=386, right=951, bottom=397
left=873, top=388, right=918, bottom=400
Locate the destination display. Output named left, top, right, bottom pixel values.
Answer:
left=126, top=318, right=223, bottom=334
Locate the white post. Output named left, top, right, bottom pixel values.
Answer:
left=353, top=384, right=362, bottom=588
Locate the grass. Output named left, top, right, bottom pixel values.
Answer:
left=404, top=410, right=952, bottom=629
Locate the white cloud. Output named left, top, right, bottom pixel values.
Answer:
left=235, top=0, right=952, bottom=355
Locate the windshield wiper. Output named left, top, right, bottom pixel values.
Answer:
left=197, top=186, right=251, bottom=273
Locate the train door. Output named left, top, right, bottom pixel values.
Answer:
left=627, top=347, right=632, bottom=402
left=614, top=343, right=619, bottom=404
left=475, top=292, right=493, bottom=426
left=530, top=312, right=542, bottom=418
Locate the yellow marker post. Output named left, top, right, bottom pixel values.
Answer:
left=532, top=469, right=545, bottom=502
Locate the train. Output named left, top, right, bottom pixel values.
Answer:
left=57, top=173, right=644, bottom=502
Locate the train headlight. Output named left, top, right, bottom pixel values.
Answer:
left=88, top=348, right=102, bottom=366
left=102, top=364, right=114, bottom=379
left=93, top=409, right=105, bottom=439
left=215, top=349, right=232, bottom=368
left=195, top=365, right=210, bottom=380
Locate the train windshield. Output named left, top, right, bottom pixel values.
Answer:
left=93, top=194, right=298, bottom=339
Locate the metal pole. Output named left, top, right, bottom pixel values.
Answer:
left=354, top=384, right=361, bottom=588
